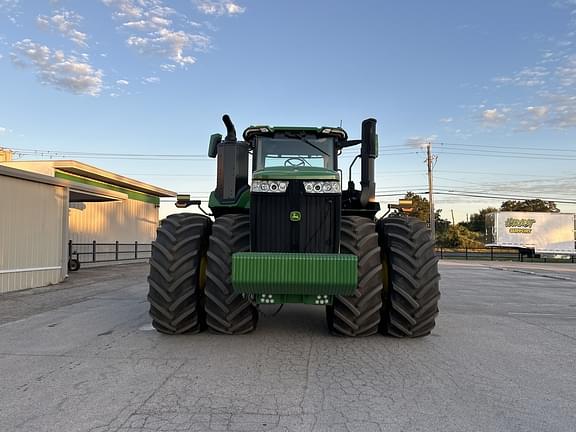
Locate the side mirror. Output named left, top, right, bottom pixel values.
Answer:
left=361, top=118, right=378, bottom=158
left=208, top=133, right=222, bottom=158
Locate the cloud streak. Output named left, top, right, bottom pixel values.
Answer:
left=195, top=0, right=245, bottom=16
left=405, top=135, right=436, bottom=149
left=481, top=108, right=507, bottom=126
left=36, top=10, right=88, bottom=47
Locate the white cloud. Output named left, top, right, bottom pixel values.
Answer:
left=494, top=66, right=549, bottom=87
left=491, top=51, right=576, bottom=130
left=405, top=135, right=436, bottom=149
left=526, top=106, right=549, bottom=118
left=439, top=117, right=453, bottom=123
left=11, top=39, right=103, bottom=96
left=103, top=0, right=212, bottom=67
left=127, top=28, right=209, bottom=65
left=0, top=126, right=11, bottom=135
left=160, top=63, right=176, bottom=72
left=0, top=0, right=18, bottom=12
left=195, top=0, right=245, bottom=16
left=544, top=92, right=576, bottom=129
left=517, top=108, right=546, bottom=132
left=37, top=10, right=88, bottom=47
left=116, top=79, right=129, bottom=85
left=0, top=0, right=21, bottom=23
left=556, top=54, right=576, bottom=87
left=101, top=0, right=143, bottom=19
left=142, top=76, right=160, bottom=83
left=481, top=108, right=507, bottom=125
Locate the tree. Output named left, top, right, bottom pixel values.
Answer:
left=462, top=207, right=498, bottom=233
left=401, top=192, right=450, bottom=235
left=402, top=191, right=442, bottom=222
left=500, top=199, right=559, bottom=212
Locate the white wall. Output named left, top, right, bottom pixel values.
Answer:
left=0, top=176, right=66, bottom=293
left=68, top=199, right=158, bottom=263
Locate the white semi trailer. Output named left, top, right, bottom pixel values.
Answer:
left=485, top=211, right=576, bottom=258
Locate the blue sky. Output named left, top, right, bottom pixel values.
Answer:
left=0, top=0, right=575, bottom=221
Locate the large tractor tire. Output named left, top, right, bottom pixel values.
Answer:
left=377, top=215, right=440, bottom=337
left=205, top=214, right=258, bottom=334
left=148, top=213, right=211, bottom=334
left=327, top=216, right=383, bottom=337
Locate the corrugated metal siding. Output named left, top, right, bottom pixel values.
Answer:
left=0, top=176, right=65, bottom=293
left=68, top=200, right=158, bottom=262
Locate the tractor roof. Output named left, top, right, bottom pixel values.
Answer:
left=243, top=125, right=348, bottom=141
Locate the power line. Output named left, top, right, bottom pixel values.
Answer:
left=434, top=151, right=576, bottom=161
left=437, top=142, right=576, bottom=153
left=8, top=147, right=207, bottom=158
left=429, top=191, right=576, bottom=204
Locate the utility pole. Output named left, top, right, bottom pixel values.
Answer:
left=427, top=142, right=435, bottom=240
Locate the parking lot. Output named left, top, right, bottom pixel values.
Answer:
left=0, top=261, right=575, bottom=432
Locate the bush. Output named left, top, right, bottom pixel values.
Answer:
left=437, top=225, right=484, bottom=248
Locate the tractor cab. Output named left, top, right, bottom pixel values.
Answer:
left=207, top=115, right=380, bottom=219
left=245, top=126, right=344, bottom=172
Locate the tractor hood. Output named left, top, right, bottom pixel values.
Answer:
left=252, top=166, right=340, bottom=181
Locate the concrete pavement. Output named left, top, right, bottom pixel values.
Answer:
left=0, top=261, right=575, bottom=432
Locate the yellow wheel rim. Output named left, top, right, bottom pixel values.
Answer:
left=199, top=255, right=208, bottom=290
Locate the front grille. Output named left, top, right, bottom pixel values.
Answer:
left=251, top=180, right=340, bottom=253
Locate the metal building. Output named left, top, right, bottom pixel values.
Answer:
left=0, top=165, right=125, bottom=293
left=0, top=159, right=174, bottom=293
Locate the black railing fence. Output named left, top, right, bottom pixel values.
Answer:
left=436, top=247, right=576, bottom=263
left=66, top=241, right=574, bottom=270
left=68, top=240, right=152, bottom=265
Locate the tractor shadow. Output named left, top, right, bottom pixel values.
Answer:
left=256, top=304, right=331, bottom=337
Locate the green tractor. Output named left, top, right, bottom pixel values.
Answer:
left=148, top=115, right=440, bottom=337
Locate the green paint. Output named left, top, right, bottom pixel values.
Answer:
left=55, top=171, right=160, bottom=204
left=232, top=252, right=357, bottom=296
left=252, top=166, right=340, bottom=181
left=208, top=189, right=251, bottom=209
left=289, top=211, right=301, bottom=222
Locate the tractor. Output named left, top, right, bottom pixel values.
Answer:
left=148, top=115, right=440, bottom=337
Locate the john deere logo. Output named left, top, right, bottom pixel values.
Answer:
left=290, top=211, right=301, bottom=222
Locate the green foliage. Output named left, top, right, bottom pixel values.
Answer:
left=403, top=191, right=444, bottom=226
left=461, top=207, right=498, bottom=233
left=436, top=225, right=484, bottom=248
left=500, top=199, right=559, bottom=212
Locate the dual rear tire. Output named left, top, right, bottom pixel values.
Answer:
left=376, top=215, right=441, bottom=337
left=148, top=213, right=257, bottom=335
left=328, top=215, right=440, bottom=337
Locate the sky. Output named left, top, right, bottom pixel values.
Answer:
left=0, top=0, right=575, bottom=222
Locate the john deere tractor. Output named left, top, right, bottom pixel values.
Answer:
left=148, top=115, right=440, bottom=337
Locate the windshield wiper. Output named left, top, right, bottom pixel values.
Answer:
left=285, top=133, right=330, bottom=156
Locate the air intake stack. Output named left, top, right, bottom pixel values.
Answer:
left=360, top=118, right=377, bottom=207
left=214, top=115, right=249, bottom=204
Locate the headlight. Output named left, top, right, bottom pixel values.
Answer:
left=303, top=181, right=341, bottom=194
left=251, top=180, right=289, bottom=193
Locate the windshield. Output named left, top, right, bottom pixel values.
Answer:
left=255, top=136, right=335, bottom=170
